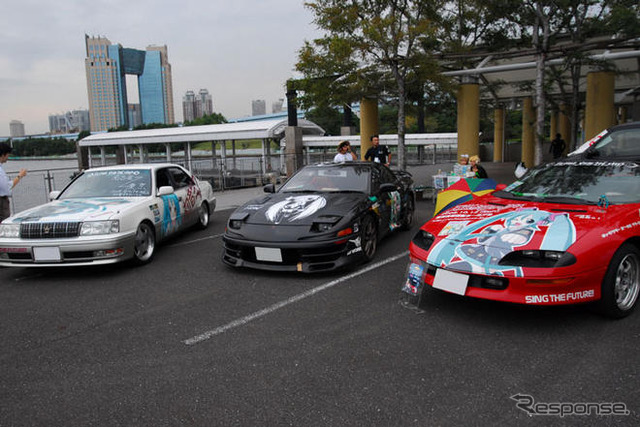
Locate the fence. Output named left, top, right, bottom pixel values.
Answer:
left=8, top=144, right=460, bottom=215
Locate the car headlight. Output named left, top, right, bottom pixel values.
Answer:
left=499, top=250, right=576, bottom=268
left=411, top=230, right=434, bottom=251
left=228, top=212, right=249, bottom=230
left=0, top=224, right=20, bottom=238
left=80, top=220, right=119, bottom=236
left=310, top=215, right=342, bottom=233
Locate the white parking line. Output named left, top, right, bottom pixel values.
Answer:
left=183, top=250, right=410, bottom=345
left=166, top=233, right=224, bottom=247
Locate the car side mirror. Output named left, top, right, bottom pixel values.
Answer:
left=157, top=186, right=174, bottom=196
left=49, top=190, right=61, bottom=200
left=263, top=184, right=276, bottom=193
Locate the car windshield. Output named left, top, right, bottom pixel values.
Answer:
left=589, top=127, right=640, bottom=157
left=279, top=165, right=370, bottom=193
left=497, top=161, right=640, bottom=205
left=60, top=169, right=152, bottom=198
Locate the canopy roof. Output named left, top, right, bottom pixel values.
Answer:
left=79, top=118, right=325, bottom=147
left=441, top=37, right=640, bottom=105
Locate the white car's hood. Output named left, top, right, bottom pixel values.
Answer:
left=8, top=198, right=138, bottom=223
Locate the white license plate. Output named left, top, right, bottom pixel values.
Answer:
left=433, top=268, right=469, bottom=296
left=255, top=247, right=282, bottom=262
left=33, top=247, right=62, bottom=262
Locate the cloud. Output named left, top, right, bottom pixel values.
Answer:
left=0, top=0, right=320, bottom=135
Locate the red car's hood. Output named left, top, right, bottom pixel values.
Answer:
left=419, top=195, right=623, bottom=277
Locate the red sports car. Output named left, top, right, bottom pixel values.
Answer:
left=404, top=158, right=640, bottom=318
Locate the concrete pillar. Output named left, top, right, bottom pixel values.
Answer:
left=116, top=146, right=125, bottom=165
left=550, top=111, right=558, bottom=142
left=285, top=126, right=303, bottom=176
left=493, top=107, right=505, bottom=162
left=184, top=143, right=192, bottom=172
left=585, top=71, right=615, bottom=140
left=360, top=97, right=379, bottom=160
left=100, top=147, right=106, bottom=166
left=456, top=78, right=480, bottom=159
left=165, top=143, right=172, bottom=163
left=138, top=144, right=144, bottom=163
left=522, top=97, right=535, bottom=168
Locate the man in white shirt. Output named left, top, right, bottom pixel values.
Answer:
left=333, top=141, right=357, bottom=163
left=0, top=143, right=27, bottom=222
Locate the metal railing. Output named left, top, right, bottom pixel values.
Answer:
left=8, top=145, right=459, bottom=215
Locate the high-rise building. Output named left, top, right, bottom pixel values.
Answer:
left=9, top=120, right=25, bottom=137
left=48, top=110, right=90, bottom=134
left=252, top=99, right=266, bottom=116
left=182, top=89, right=213, bottom=122
left=272, top=98, right=285, bottom=113
left=84, top=35, right=175, bottom=132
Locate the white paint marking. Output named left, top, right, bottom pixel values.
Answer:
left=184, top=250, right=409, bottom=345
left=167, top=233, right=224, bottom=248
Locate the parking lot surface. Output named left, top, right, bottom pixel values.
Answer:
left=1, top=164, right=638, bottom=426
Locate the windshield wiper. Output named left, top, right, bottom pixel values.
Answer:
left=492, top=190, right=538, bottom=201
left=282, top=189, right=320, bottom=193
left=538, top=196, right=598, bottom=205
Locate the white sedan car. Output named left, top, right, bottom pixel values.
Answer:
left=0, top=163, right=216, bottom=267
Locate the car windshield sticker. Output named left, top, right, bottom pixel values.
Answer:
left=427, top=208, right=576, bottom=277
left=161, top=194, right=182, bottom=235
left=265, top=195, right=326, bottom=224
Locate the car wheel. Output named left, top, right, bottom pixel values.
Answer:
left=196, top=202, right=210, bottom=229
left=400, top=197, right=414, bottom=231
left=599, top=243, right=640, bottom=318
left=133, top=222, right=156, bottom=265
left=361, top=215, right=378, bottom=262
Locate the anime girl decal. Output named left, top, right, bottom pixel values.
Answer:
left=427, top=208, right=576, bottom=277
left=265, top=195, right=327, bottom=224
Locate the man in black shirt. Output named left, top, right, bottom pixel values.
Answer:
left=364, top=135, right=391, bottom=167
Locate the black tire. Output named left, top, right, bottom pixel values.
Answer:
left=132, top=222, right=156, bottom=265
left=196, top=202, right=210, bottom=230
left=400, top=197, right=415, bottom=231
left=598, top=243, right=640, bottom=318
left=360, top=215, right=378, bottom=262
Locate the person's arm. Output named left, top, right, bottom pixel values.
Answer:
left=349, top=149, right=357, bottom=161
left=364, top=148, right=371, bottom=161
left=386, top=148, right=392, bottom=166
left=11, top=169, right=27, bottom=188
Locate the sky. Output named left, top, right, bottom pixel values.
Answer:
left=0, top=0, right=322, bottom=136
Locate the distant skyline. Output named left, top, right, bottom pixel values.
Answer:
left=0, top=0, right=321, bottom=135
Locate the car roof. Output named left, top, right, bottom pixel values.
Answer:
left=85, top=163, right=183, bottom=172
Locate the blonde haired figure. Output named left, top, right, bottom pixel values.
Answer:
left=469, top=155, right=488, bottom=178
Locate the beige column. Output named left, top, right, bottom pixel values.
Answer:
left=359, top=97, right=379, bottom=160
left=522, top=97, right=535, bottom=168
left=456, top=78, right=480, bottom=158
left=585, top=71, right=615, bottom=140
left=493, top=107, right=505, bottom=162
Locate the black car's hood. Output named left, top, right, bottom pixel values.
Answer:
left=233, top=192, right=369, bottom=226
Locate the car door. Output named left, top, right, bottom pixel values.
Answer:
left=155, top=167, right=182, bottom=238
left=373, top=165, right=402, bottom=235
left=166, top=166, right=201, bottom=228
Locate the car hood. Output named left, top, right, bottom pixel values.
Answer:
left=419, top=196, right=627, bottom=276
left=7, top=198, right=138, bottom=223
left=233, top=192, right=369, bottom=226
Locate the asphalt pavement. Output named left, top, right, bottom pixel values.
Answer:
left=3, top=160, right=636, bottom=426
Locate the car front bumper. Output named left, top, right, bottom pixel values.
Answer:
left=403, top=257, right=605, bottom=306
left=222, top=233, right=365, bottom=273
left=0, top=231, right=137, bottom=267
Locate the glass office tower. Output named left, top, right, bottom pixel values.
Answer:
left=84, top=35, right=175, bottom=132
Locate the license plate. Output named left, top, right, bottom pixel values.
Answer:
left=33, top=247, right=62, bottom=262
left=433, top=268, right=468, bottom=296
left=255, top=247, right=282, bottom=262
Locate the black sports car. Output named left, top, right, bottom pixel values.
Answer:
left=222, top=162, right=415, bottom=272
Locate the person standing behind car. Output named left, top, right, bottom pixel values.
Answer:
left=549, top=133, right=566, bottom=159
left=333, top=140, right=357, bottom=163
left=364, top=135, right=391, bottom=167
left=0, top=143, right=27, bottom=222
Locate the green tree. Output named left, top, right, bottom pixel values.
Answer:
left=298, top=0, right=444, bottom=170
left=184, top=113, right=227, bottom=126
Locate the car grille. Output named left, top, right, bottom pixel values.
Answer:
left=20, top=222, right=81, bottom=239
